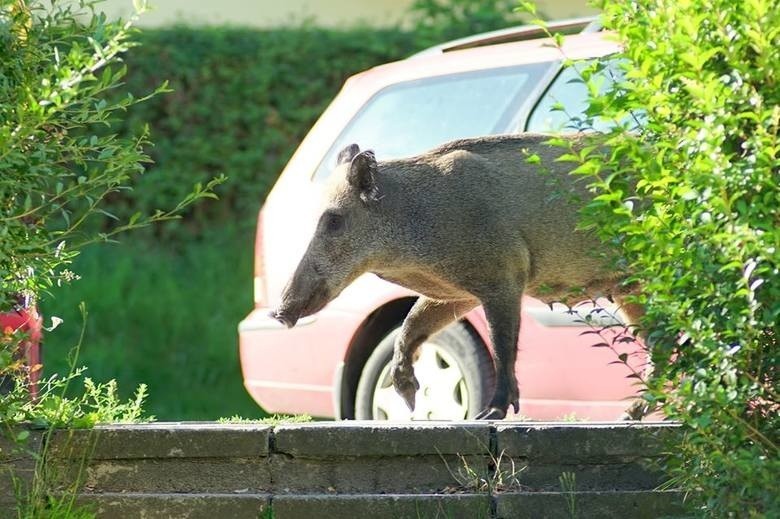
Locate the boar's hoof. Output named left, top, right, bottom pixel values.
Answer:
left=475, top=399, right=519, bottom=421
left=391, top=366, right=420, bottom=412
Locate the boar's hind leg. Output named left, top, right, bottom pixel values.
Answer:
left=475, top=290, right=522, bottom=421
left=391, top=297, right=477, bottom=412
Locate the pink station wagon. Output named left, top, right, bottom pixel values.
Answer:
left=238, top=18, right=646, bottom=421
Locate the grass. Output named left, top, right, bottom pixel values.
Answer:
left=438, top=428, right=526, bottom=496
left=217, top=414, right=313, bottom=425
left=40, top=225, right=268, bottom=421
left=559, top=471, right=577, bottom=518
left=440, top=448, right=525, bottom=495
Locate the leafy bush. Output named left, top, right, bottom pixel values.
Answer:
left=0, top=0, right=220, bottom=309
left=1, top=0, right=223, bottom=417
left=552, top=0, right=779, bottom=514
left=0, top=1, right=192, bottom=512
left=2, top=360, right=152, bottom=429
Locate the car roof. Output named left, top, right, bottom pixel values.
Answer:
left=343, top=22, right=620, bottom=93
left=410, top=16, right=601, bottom=58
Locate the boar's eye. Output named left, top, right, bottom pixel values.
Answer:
left=322, top=212, right=345, bottom=235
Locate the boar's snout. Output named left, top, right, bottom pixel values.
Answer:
left=269, top=309, right=298, bottom=329
left=270, top=259, right=331, bottom=329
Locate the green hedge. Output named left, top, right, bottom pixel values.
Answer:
left=113, top=27, right=420, bottom=237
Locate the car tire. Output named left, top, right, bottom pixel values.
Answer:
left=354, top=322, right=495, bottom=420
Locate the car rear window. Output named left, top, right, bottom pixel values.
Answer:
left=526, top=58, right=631, bottom=133
left=313, top=64, right=546, bottom=181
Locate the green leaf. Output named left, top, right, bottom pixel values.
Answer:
left=516, top=1, right=537, bottom=15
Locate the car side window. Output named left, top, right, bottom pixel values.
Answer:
left=313, top=64, right=546, bottom=181
left=526, top=58, right=625, bottom=134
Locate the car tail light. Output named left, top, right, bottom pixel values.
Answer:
left=253, top=210, right=268, bottom=307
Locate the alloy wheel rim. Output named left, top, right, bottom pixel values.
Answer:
left=372, top=342, right=469, bottom=420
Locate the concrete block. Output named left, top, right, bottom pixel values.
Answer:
left=79, top=492, right=269, bottom=519
left=495, top=490, right=689, bottom=518
left=48, top=423, right=271, bottom=460
left=497, top=459, right=666, bottom=492
left=0, top=430, right=43, bottom=509
left=273, top=493, right=492, bottom=519
left=271, top=453, right=487, bottom=494
left=274, top=421, right=492, bottom=458
left=495, top=422, right=679, bottom=463
left=78, top=458, right=272, bottom=493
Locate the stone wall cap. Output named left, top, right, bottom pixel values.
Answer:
left=49, top=424, right=271, bottom=459
left=274, top=422, right=492, bottom=457
left=495, top=422, right=678, bottom=461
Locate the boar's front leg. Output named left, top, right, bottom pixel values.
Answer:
left=391, top=297, right=477, bottom=412
left=475, top=290, right=522, bottom=420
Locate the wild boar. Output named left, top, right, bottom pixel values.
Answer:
left=270, top=133, right=641, bottom=420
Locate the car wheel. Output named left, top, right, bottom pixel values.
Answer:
left=354, top=322, right=495, bottom=420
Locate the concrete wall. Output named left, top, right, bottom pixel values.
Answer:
left=100, top=0, right=596, bottom=28
left=2, top=422, right=688, bottom=518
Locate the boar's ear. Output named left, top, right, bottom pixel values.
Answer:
left=348, top=150, right=380, bottom=204
left=337, top=143, right=361, bottom=165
